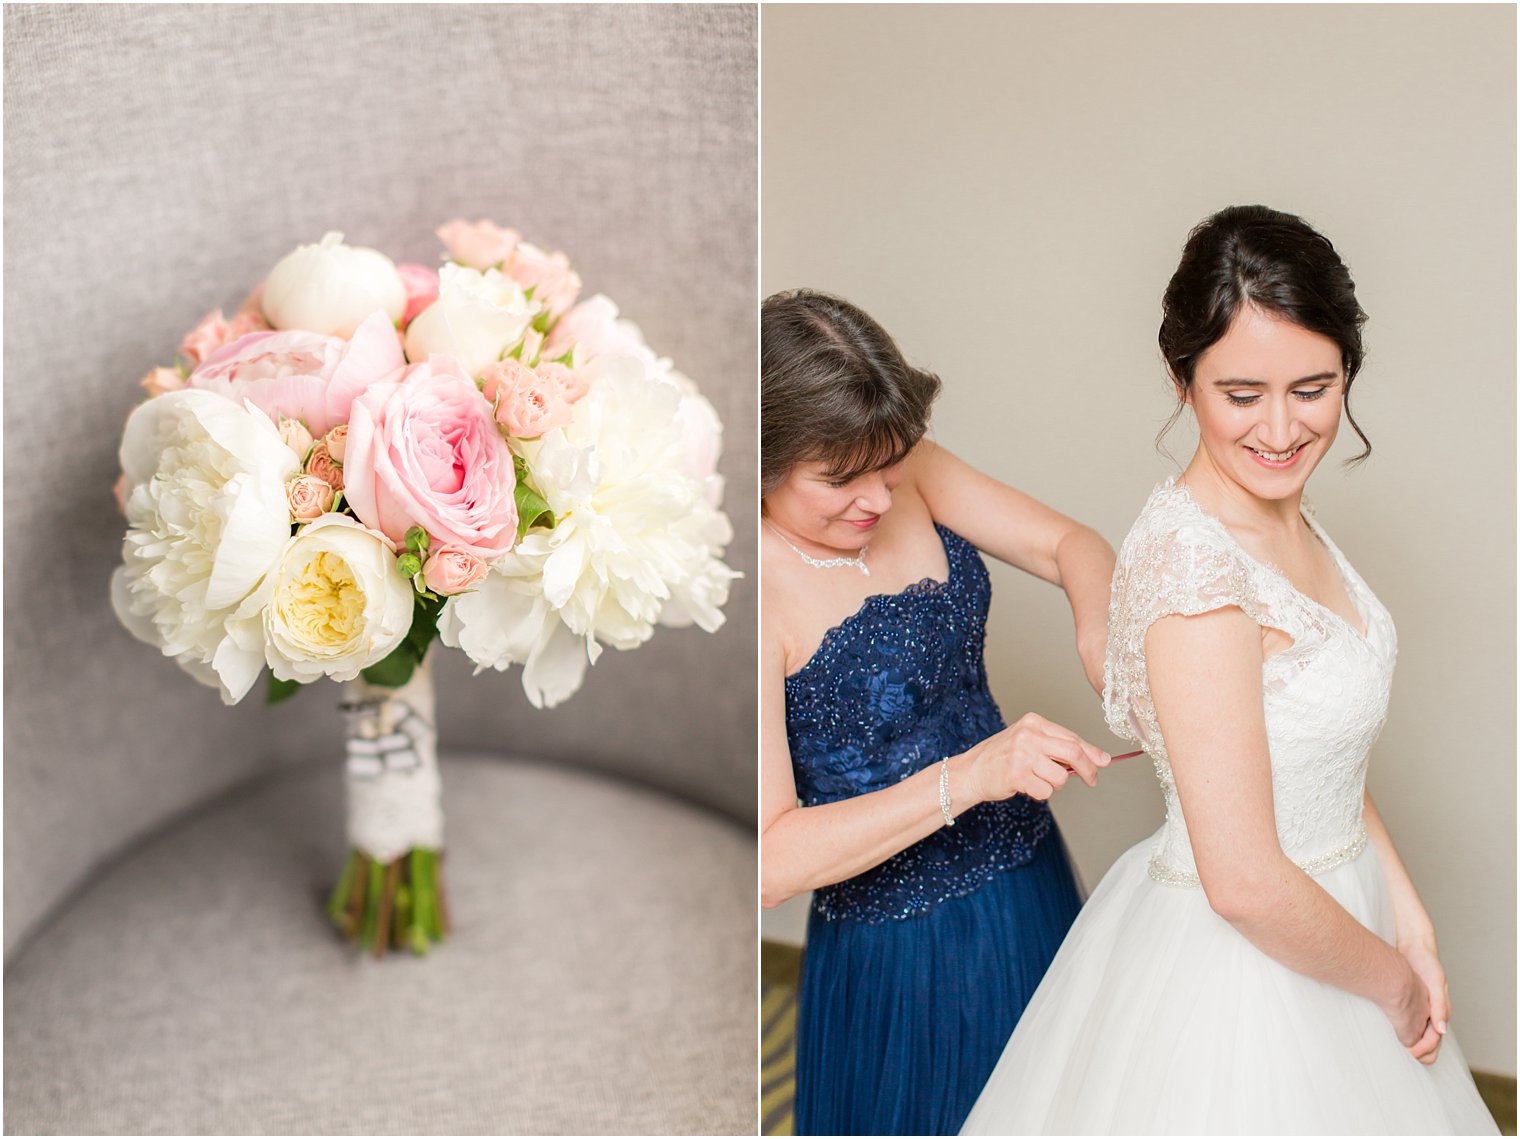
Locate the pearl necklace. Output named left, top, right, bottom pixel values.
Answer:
left=764, top=520, right=871, bottom=576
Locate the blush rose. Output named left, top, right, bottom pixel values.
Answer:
left=342, top=356, right=519, bottom=560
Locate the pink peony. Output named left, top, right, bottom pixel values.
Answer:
left=481, top=358, right=572, bottom=439
left=503, top=243, right=581, bottom=319
left=421, top=546, right=489, bottom=595
left=396, top=262, right=440, bottom=326
left=186, top=310, right=404, bottom=437
left=286, top=474, right=335, bottom=521
left=437, top=219, right=519, bottom=270
left=306, top=441, right=344, bottom=492
left=342, top=356, right=519, bottom=560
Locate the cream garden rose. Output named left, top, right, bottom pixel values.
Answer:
left=401, top=263, right=540, bottom=377
left=249, top=514, right=414, bottom=685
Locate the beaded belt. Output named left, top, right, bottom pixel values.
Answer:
left=1147, top=821, right=1369, bottom=888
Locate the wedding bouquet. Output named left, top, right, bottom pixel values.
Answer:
left=111, top=220, right=737, bottom=955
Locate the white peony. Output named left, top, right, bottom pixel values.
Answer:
left=402, top=263, right=540, bottom=377
left=439, top=354, right=736, bottom=708
left=110, top=389, right=300, bottom=704
left=239, top=514, right=415, bottom=685
left=261, top=231, right=408, bottom=338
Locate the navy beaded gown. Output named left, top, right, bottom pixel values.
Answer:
left=785, top=525, right=1084, bottom=1136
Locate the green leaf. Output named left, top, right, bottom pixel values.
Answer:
left=361, top=645, right=418, bottom=689
left=531, top=309, right=553, bottom=334
left=512, top=455, right=554, bottom=535
left=362, top=592, right=446, bottom=688
left=266, top=674, right=303, bottom=705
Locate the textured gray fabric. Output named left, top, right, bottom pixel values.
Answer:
left=3, top=4, right=757, bottom=955
left=4, top=756, right=757, bottom=1135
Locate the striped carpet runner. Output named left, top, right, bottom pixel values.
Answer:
left=761, top=977, right=798, bottom=1134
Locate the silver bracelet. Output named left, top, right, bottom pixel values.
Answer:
left=938, top=757, right=955, bottom=827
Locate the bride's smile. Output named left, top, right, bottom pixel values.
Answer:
left=1184, top=303, right=1345, bottom=510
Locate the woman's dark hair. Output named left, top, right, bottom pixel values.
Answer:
left=1159, top=205, right=1371, bottom=463
left=762, top=290, right=941, bottom=495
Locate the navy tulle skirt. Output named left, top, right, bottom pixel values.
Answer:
left=794, top=828, right=1083, bottom=1136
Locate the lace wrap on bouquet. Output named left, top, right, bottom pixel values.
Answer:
left=341, top=661, right=442, bottom=863
left=1101, top=479, right=1398, bottom=887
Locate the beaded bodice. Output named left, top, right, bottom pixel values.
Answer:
left=1103, top=479, right=1396, bottom=886
left=785, top=525, right=1052, bottom=923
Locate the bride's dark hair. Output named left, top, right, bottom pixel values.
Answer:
left=1158, top=205, right=1372, bottom=464
left=762, top=290, right=940, bottom=495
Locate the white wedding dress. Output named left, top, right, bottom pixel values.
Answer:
left=961, top=479, right=1498, bottom=1135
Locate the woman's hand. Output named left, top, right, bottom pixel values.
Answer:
left=1400, top=936, right=1450, bottom=1065
left=1380, top=958, right=1435, bottom=1055
left=963, top=712, right=1110, bottom=803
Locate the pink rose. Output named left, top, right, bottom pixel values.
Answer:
left=139, top=366, right=186, bottom=398
left=236, top=284, right=265, bottom=320
left=179, top=309, right=271, bottom=366
left=306, top=441, right=344, bottom=492
left=180, top=310, right=231, bottom=365
left=226, top=310, right=269, bottom=340
left=437, top=219, right=519, bottom=270
left=279, top=417, right=314, bottom=458
left=421, top=546, right=489, bottom=595
left=186, top=310, right=404, bottom=437
left=286, top=474, right=335, bottom=521
left=535, top=360, right=591, bottom=403
left=323, top=423, right=348, bottom=463
left=343, top=356, right=519, bottom=559
left=481, top=358, right=572, bottom=439
left=542, top=294, right=655, bottom=366
left=503, top=243, right=581, bottom=318
left=396, top=263, right=440, bottom=326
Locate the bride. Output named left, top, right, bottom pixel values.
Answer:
left=961, top=205, right=1498, bottom=1134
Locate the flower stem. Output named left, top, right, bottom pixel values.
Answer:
left=327, top=846, right=447, bottom=957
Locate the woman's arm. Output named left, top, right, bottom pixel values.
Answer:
left=1365, top=790, right=1449, bottom=1061
left=912, top=441, right=1114, bottom=692
left=1147, top=606, right=1439, bottom=1061
left=759, top=609, right=1109, bottom=908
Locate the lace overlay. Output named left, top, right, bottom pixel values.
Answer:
left=786, top=525, right=1053, bottom=924
left=1103, top=479, right=1396, bottom=885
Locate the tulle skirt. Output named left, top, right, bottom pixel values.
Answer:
left=795, top=830, right=1083, bottom=1136
left=960, top=836, right=1498, bottom=1135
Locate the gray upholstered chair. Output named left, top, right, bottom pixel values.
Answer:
left=3, top=6, right=758, bottom=1134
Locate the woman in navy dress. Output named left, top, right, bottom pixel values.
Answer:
left=760, top=290, right=1117, bottom=1135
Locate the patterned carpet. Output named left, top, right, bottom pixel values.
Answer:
left=761, top=942, right=802, bottom=1135
left=759, top=940, right=1515, bottom=1136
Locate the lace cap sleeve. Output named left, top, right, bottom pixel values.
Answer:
left=1101, top=484, right=1281, bottom=749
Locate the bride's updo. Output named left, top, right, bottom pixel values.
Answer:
left=762, top=290, right=941, bottom=495
left=1159, top=205, right=1372, bottom=462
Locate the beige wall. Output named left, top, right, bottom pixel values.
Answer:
left=762, top=4, right=1516, bottom=1075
